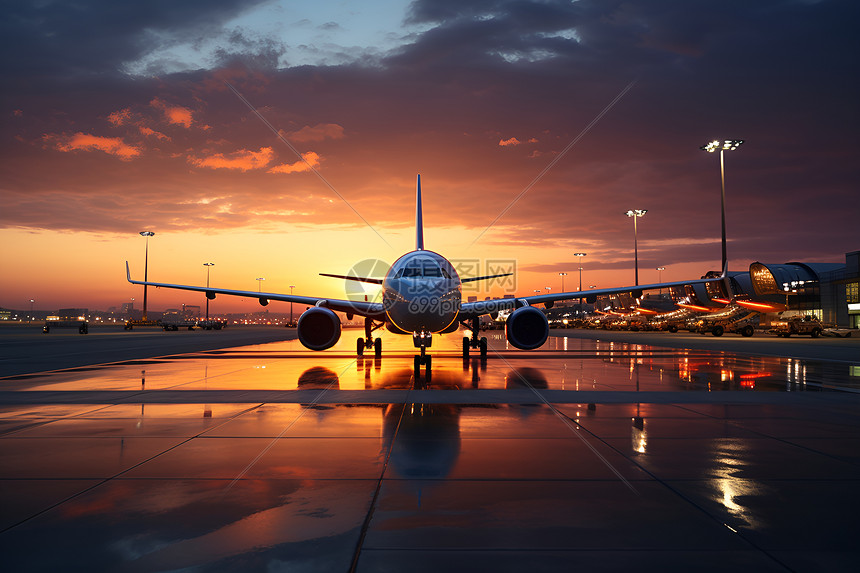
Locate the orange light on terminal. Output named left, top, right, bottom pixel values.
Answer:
left=735, top=300, right=788, bottom=312
left=676, top=303, right=712, bottom=312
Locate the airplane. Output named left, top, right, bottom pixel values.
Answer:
left=127, top=174, right=729, bottom=374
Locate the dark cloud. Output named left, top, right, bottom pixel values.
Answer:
left=2, top=0, right=858, bottom=268
left=1, top=0, right=271, bottom=80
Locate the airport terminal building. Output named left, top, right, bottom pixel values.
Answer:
left=727, top=250, right=859, bottom=327
left=588, top=250, right=860, bottom=329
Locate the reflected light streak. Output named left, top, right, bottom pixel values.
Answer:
left=631, top=422, right=647, bottom=454
left=710, top=442, right=765, bottom=530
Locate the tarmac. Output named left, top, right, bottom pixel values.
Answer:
left=1, top=325, right=859, bottom=572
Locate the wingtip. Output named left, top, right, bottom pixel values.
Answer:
left=125, top=261, right=131, bottom=282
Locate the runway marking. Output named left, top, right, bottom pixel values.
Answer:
left=349, top=381, right=413, bottom=572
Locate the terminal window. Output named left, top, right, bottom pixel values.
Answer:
left=847, top=282, right=859, bottom=304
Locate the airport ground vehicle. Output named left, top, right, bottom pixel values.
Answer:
left=771, top=315, right=823, bottom=337
left=43, top=308, right=88, bottom=334
left=650, top=309, right=700, bottom=333
left=695, top=305, right=759, bottom=337
left=160, top=308, right=199, bottom=331
left=198, top=319, right=226, bottom=330
left=161, top=320, right=196, bottom=331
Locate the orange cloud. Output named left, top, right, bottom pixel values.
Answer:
left=285, top=123, right=345, bottom=142
left=268, top=151, right=321, bottom=174
left=150, top=97, right=193, bottom=128
left=139, top=125, right=171, bottom=141
left=107, top=108, right=131, bottom=126
left=189, top=146, right=274, bottom=171
left=499, top=137, right=521, bottom=146
left=49, top=132, right=141, bottom=160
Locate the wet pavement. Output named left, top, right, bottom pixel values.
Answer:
left=1, top=331, right=859, bottom=572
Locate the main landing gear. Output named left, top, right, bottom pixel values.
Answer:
left=462, top=317, right=488, bottom=359
left=356, top=318, right=383, bottom=358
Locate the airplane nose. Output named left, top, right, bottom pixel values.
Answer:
left=385, top=279, right=460, bottom=333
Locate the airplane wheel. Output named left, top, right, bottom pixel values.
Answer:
left=414, top=355, right=421, bottom=375
left=479, top=337, right=488, bottom=358
left=462, top=337, right=470, bottom=358
left=374, top=337, right=382, bottom=357
left=712, top=325, right=724, bottom=337
left=425, top=355, right=432, bottom=371
left=357, top=338, right=364, bottom=356
left=741, top=325, right=754, bottom=337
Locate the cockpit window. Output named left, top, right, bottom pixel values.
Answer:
left=398, top=259, right=451, bottom=278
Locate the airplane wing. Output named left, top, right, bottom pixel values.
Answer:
left=126, top=262, right=386, bottom=318
left=459, top=267, right=730, bottom=319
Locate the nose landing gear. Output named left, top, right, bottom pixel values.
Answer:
left=413, top=331, right=432, bottom=379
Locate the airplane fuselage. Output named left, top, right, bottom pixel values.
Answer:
left=382, top=250, right=461, bottom=334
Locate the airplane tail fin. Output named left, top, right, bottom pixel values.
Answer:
left=720, top=261, right=732, bottom=299
left=415, top=174, right=424, bottom=251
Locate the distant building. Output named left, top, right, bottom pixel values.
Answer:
left=818, top=251, right=860, bottom=328
left=670, top=250, right=859, bottom=328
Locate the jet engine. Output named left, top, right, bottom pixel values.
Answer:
left=297, top=307, right=341, bottom=350
left=504, top=305, right=549, bottom=350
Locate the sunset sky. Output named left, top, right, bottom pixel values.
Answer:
left=3, top=0, right=858, bottom=313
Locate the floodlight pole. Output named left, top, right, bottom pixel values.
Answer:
left=700, top=139, right=744, bottom=271
left=573, top=252, right=586, bottom=303
left=203, top=263, right=214, bottom=320
left=289, top=285, right=295, bottom=325
left=625, top=211, right=647, bottom=286
left=139, top=231, right=155, bottom=321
